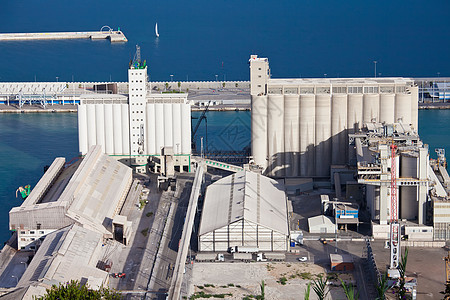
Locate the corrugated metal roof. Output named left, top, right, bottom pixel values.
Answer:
left=199, top=171, right=288, bottom=236
left=18, top=225, right=108, bottom=290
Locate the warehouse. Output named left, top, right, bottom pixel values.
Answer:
left=250, top=55, right=419, bottom=177
left=9, top=145, right=132, bottom=250
left=198, top=171, right=289, bottom=252
left=13, top=225, right=109, bottom=299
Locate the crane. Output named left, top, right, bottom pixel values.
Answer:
left=388, top=143, right=401, bottom=279
left=191, top=100, right=211, bottom=152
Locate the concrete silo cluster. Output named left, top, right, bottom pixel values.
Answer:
left=250, top=55, right=419, bottom=177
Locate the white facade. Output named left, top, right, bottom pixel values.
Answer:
left=129, top=67, right=147, bottom=155
left=10, top=146, right=133, bottom=250
left=249, top=55, right=419, bottom=177
left=77, top=64, right=192, bottom=173
left=198, top=171, right=289, bottom=252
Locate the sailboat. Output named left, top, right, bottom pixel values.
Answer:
left=155, top=23, right=159, bottom=37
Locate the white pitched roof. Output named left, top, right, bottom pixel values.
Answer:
left=199, top=171, right=288, bottom=236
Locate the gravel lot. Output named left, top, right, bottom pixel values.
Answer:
left=189, top=262, right=350, bottom=299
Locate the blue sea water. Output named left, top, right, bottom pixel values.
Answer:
left=0, top=0, right=449, bottom=82
left=0, top=0, right=449, bottom=243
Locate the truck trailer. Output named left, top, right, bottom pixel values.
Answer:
left=228, top=246, right=259, bottom=253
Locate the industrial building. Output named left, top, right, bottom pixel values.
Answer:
left=77, top=58, right=191, bottom=174
left=351, top=122, right=450, bottom=240
left=9, top=145, right=132, bottom=250
left=249, top=55, right=419, bottom=177
left=308, top=215, right=336, bottom=234
left=9, top=225, right=109, bottom=299
left=198, top=170, right=289, bottom=252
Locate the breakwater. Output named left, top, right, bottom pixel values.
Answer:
left=0, top=28, right=127, bottom=43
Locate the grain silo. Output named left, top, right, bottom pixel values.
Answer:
left=249, top=55, right=419, bottom=177
left=78, top=60, right=192, bottom=173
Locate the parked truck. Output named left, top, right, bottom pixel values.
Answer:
left=195, top=253, right=225, bottom=262
left=228, top=246, right=259, bottom=253
left=263, top=252, right=286, bottom=261
left=233, top=252, right=252, bottom=262
left=257, top=253, right=267, bottom=262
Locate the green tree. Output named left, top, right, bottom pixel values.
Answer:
left=304, top=282, right=311, bottom=300
left=397, top=247, right=409, bottom=299
left=312, top=277, right=329, bottom=300
left=375, top=271, right=389, bottom=300
left=34, top=280, right=122, bottom=300
left=165, top=82, right=169, bottom=91
left=222, top=82, right=226, bottom=88
left=339, top=278, right=359, bottom=300
left=178, top=81, right=181, bottom=91
left=259, top=280, right=265, bottom=300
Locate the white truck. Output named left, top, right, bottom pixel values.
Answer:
left=195, top=253, right=225, bottom=262
left=228, top=246, right=259, bottom=253
left=257, top=253, right=267, bottom=262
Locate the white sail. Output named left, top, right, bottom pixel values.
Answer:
left=155, top=23, right=159, bottom=37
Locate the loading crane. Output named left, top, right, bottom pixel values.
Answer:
left=191, top=100, right=211, bottom=152
left=388, top=143, right=401, bottom=279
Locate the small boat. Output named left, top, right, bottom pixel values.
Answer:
left=155, top=22, right=159, bottom=37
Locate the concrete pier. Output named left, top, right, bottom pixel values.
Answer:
left=0, top=29, right=127, bottom=43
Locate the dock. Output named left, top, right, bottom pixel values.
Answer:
left=0, top=26, right=127, bottom=43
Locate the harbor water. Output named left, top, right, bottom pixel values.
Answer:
left=0, top=110, right=449, bottom=243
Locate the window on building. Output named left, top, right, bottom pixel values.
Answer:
left=300, top=87, right=314, bottom=94
left=380, top=86, right=394, bottom=93
left=396, top=86, right=407, bottom=93
left=20, top=231, right=25, bottom=234
left=332, top=86, right=347, bottom=93
left=316, top=86, right=330, bottom=94
left=363, top=86, right=379, bottom=94
left=30, top=231, right=35, bottom=234
left=348, top=87, right=363, bottom=94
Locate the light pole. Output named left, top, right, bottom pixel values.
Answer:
left=373, top=61, right=377, bottom=78
left=56, top=76, right=59, bottom=82
left=170, top=74, right=174, bottom=82
left=11, top=275, right=18, bottom=285
left=215, top=74, right=218, bottom=82
left=335, top=205, right=338, bottom=253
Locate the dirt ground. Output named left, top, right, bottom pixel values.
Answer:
left=189, top=262, right=352, bottom=299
